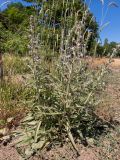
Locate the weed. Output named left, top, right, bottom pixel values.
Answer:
left=15, top=1, right=112, bottom=158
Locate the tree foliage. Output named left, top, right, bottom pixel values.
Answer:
left=96, top=38, right=120, bottom=57
left=0, top=2, right=33, bottom=55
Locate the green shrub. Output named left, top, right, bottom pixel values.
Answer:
left=15, top=9, right=110, bottom=158
left=3, top=33, right=28, bottom=56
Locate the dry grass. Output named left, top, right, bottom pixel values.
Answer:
left=89, top=57, right=120, bottom=68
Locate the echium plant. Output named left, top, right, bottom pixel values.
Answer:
left=15, top=0, right=113, bottom=158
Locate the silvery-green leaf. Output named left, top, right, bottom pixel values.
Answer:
left=34, top=120, right=42, bottom=142
left=27, top=121, right=37, bottom=126
left=25, top=148, right=34, bottom=158
left=22, top=114, right=33, bottom=122
left=32, top=140, right=46, bottom=150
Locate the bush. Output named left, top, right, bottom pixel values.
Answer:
left=3, top=33, right=28, bottom=56
left=15, top=10, right=110, bottom=158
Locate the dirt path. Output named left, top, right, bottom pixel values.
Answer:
left=106, top=68, right=120, bottom=123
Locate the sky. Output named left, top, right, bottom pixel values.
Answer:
left=0, top=0, right=120, bottom=43
left=86, top=0, right=120, bottom=44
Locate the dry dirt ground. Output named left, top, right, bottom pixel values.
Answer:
left=0, top=58, right=120, bottom=160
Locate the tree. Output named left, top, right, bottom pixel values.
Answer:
left=96, top=43, right=104, bottom=57
left=2, top=2, right=29, bottom=32
left=103, top=38, right=118, bottom=56
left=115, top=43, right=120, bottom=57
left=0, top=2, right=33, bottom=55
